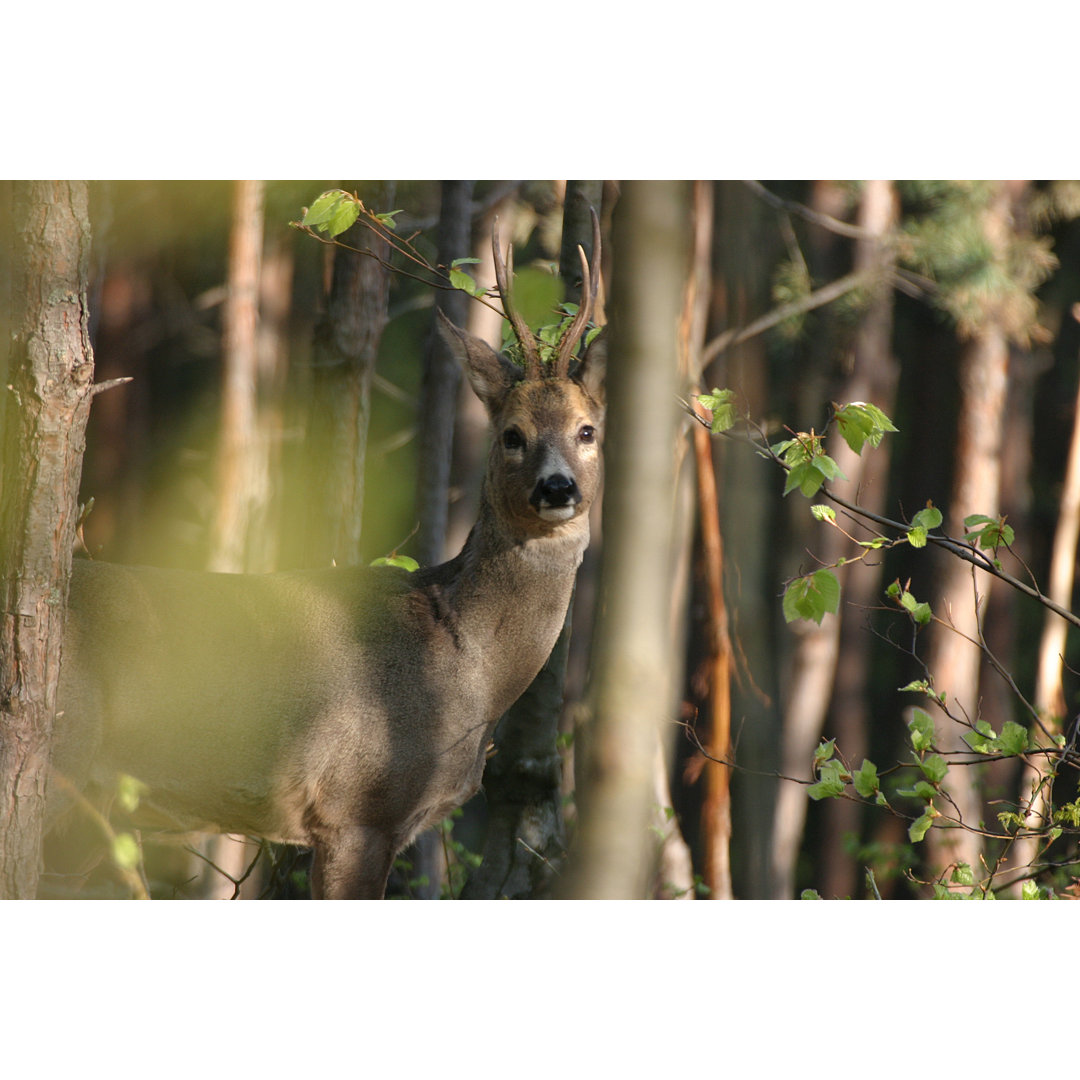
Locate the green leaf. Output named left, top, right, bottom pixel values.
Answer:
left=919, top=753, right=949, bottom=785
left=964, top=513, right=1015, bottom=550
left=374, top=209, right=403, bottom=230
left=897, top=780, right=938, bottom=802
left=449, top=267, right=486, bottom=297
left=909, top=809, right=936, bottom=843
left=951, top=863, right=975, bottom=886
left=800, top=889, right=823, bottom=899
left=812, top=453, right=845, bottom=482
left=770, top=437, right=800, bottom=460
left=783, top=461, right=822, bottom=498
left=370, top=554, right=419, bottom=572
left=813, top=738, right=837, bottom=767
left=326, top=200, right=360, bottom=238
left=699, top=388, right=737, bottom=434
left=811, top=504, right=836, bottom=524
left=912, top=504, right=943, bottom=531
left=907, top=525, right=928, bottom=548
left=853, top=759, right=879, bottom=799
left=782, top=569, right=841, bottom=625
left=834, top=401, right=898, bottom=454
left=807, top=759, right=848, bottom=801
left=813, top=569, right=841, bottom=618
left=889, top=580, right=934, bottom=622
left=908, top=708, right=936, bottom=752
left=111, top=832, right=141, bottom=871
left=897, top=587, right=932, bottom=625
left=1021, top=880, right=1041, bottom=900
left=116, top=773, right=149, bottom=814
left=899, top=678, right=935, bottom=696
left=302, top=190, right=363, bottom=238
left=302, top=189, right=349, bottom=228
left=997, top=720, right=1029, bottom=756
left=963, top=718, right=997, bottom=754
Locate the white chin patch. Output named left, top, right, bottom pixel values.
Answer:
left=538, top=505, right=577, bottom=522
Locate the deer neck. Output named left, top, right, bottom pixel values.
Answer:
left=415, top=488, right=587, bottom=713
left=460, top=486, right=586, bottom=622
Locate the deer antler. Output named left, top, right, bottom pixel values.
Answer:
left=554, top=207, right=602, bottom=378
left=492, top=217, right=543, bottom=380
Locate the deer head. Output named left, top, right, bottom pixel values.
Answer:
left=436, top=210, right=606, bottom=543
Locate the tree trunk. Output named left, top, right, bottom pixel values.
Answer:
left=1011, top=309, right=1080, bottom=888
left=1033, top=330, right=1080, bottom=725
left=680, top=179, right=732, bottom=900
left=558, top=180, right=690, bottom=899
left=203, top=180, right=283, bottom=899
left=304, top=181, right=395, bottom=568
left=405, top=180, right=474, bottom=899
left=0, top=181, right=96, bottom=898
left=926, top=181, right=1026, bottom=877
left=819, top=179, right=900, bottom=899
left=710, top=181, right=783, bottom=899
left=209, top=179, right=267, bottom=574
left=771, top=180, right=899, bottom=898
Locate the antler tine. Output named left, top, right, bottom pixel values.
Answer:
left=554, top=206, right=602, bottom=378
left=492, top=217, right=542, bottom=380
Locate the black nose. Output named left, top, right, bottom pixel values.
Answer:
left=531, top=473, right=580, bottom=509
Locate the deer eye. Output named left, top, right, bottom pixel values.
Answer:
left=578, top=424, right=596, bottom=443
left=502, top=427, right=525, bottom=451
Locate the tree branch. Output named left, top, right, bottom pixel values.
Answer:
left=743, top=180, right=876, bottom=240
left=701, top=267, right=880, bottom=368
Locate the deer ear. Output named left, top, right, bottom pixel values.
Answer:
left=436, top=310, right=521, bottom=410
left=573, top=326, right=606, bottom=410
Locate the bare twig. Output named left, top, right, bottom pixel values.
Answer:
left=743, top=180, right=875, bottom=240
left=91, top=376, right=133, bottom=397
left=701, top=267, right=880, bottom=367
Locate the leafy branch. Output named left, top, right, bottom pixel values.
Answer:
left=292, top=188, right=506, bottom=315
left=688, top=387, right=1080, bottom=897
left=292, top=188, right=600, bottom=370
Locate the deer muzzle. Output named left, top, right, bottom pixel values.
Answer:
left=531, top=472, right=581, bottom=521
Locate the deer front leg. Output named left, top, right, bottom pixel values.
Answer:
left=311, top=826, right=395, bottom=899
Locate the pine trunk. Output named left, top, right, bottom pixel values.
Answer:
left=926, top=181, right=1025, bottom=877
left=0, top=181, right=96, bottom=898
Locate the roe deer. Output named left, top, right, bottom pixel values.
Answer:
left=49, top=213, right=605, bottom=899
